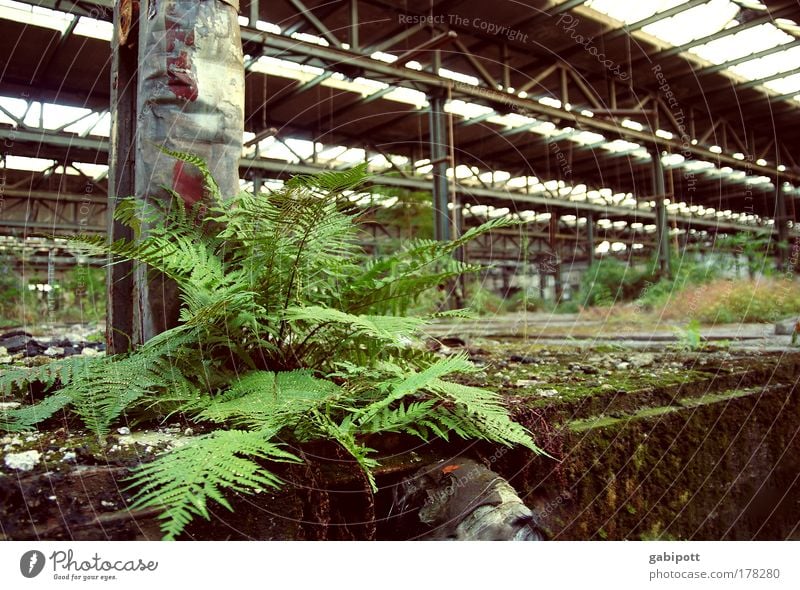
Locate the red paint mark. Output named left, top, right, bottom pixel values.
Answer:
left=164, top=9, right=198, bottom=101
left=442, top=464, right=461, bottom=474
left=172, top=161, right=204, bottom=205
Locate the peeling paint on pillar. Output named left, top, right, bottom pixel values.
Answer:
left=134, top=0, right=244, bottom=342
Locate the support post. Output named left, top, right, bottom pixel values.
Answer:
left=107, top=0, right=137, bottom=353
left=349, top=0, right=359, bottom=51
left=586, top=214, right=595, bottom=266
left=429, top=90, right=451, bottom=242
left=46, top=248, right=56, bottom=320
left=776, top=183, right=789, bottom=272
left=549, top=214, right=562, bottom=302
left=118, top=0, right=246, bottom=345
left=651, top=147, right=671, bottom=276
left=249, top=0, right=259, bottom=27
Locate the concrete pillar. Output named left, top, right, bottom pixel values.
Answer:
left=109, top=0, right=245, bottom=345
left=586, top=214, right=595, bottom=266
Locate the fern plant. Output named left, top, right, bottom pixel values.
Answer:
left=0, top=150, right=541, bottom=539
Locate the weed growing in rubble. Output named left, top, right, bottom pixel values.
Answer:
left=0, top=150, right=540, bottom=539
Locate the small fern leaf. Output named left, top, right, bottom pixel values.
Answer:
left=156, top=145, right=222, bottom=201
left=356, top=352, right=474, bottom=424
left=0, top=391, right=74, bottom=432
left=126, top=429, right=299, bottom=540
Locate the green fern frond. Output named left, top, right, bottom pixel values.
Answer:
left=283, top=306, right=423, bottom=342
left=312, top=412, right=379, bottom=491
left=197, top=370, right=344, bottom=430
left=285, top=162, right=368, bottom=194
left=156, top=145, right=222, bottom=201
left=126, top=429, right=299, bottom=540
left=429, top=379, right=541, bottom=453
left=0, top=355, right=101, bottom=396
left=0, top=391, right=75, bottom=432
left=356, top=353, right=474, bottom=424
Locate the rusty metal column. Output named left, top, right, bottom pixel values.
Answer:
left=549, top=213, right=562, bottom=302
left=133, top=0, right=245, bottom=343
left=650, top=147, right=671, bottom=277
left=776, top=183, right=789, bottom=272
left=586, top=213, right=595, bottom=267
left=429, top=90, right=451, bottom=242
left=108, top=0, right=138, bottom=353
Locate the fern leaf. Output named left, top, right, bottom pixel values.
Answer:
left=197, top=370, right=344, bottom=430
left=356, top=353, right=474, bottom=424
left=126, top=429, right=299, bottom=539
left=429, top=379, right=541, bottom=453
left=0, top=355, right=101, bottom=396
left=285, top=163, right=368, bottom=194
left=156, top=145, right=222, bottom=201
left=0, top=391, right=74, bottom=432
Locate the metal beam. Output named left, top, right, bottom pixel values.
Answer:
left=238, top=29, right=800, bottom=184
left=5, top=0, right=798, bottom=184
left=733, top=66, right=800, bottom=91
left=287, top=0, right=343, bottom=48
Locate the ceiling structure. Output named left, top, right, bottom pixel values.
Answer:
left=0, top=0, right=799, bottom=268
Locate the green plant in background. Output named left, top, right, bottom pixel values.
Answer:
left=0, top=256, right=22, bottom=326
left=636, top=253, right=720, bottom=310
left=62, top=265, right=106, bottom=321
left=462, top=279, right=507, bottom=315
left=505, top=289, right=544, bottom=312
left=0, top=152, right=540, bottom=539
left=576, top=256, right=653, bottom=308
left=715, top=231, right=774, bottom=279
left=368, top=185, right=434, bottom=242
left=673, top=319, right=704, bottom=352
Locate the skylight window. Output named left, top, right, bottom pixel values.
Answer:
left=728, top=45, right=800, bottom=80
left=584, top=0, right=800, bottom=106
left=641, top=0, right=739, bottom=46
left=0, top=1, right=112, bottom=41
left=690, top=24, right=793, bottom=65
left=762, top=73, right=800, bottom=95
left=586, top=0, right=686, bottom=26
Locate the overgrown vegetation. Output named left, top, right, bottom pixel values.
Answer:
left=657, top=278, right=800, bottom=324
left=0, top=152, right=540, bottom=539
left=0, top=260, right=105, bottom=326
left=0, top=256, right=22, bottom=325
left=573, top=244, right=800, bottom=325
